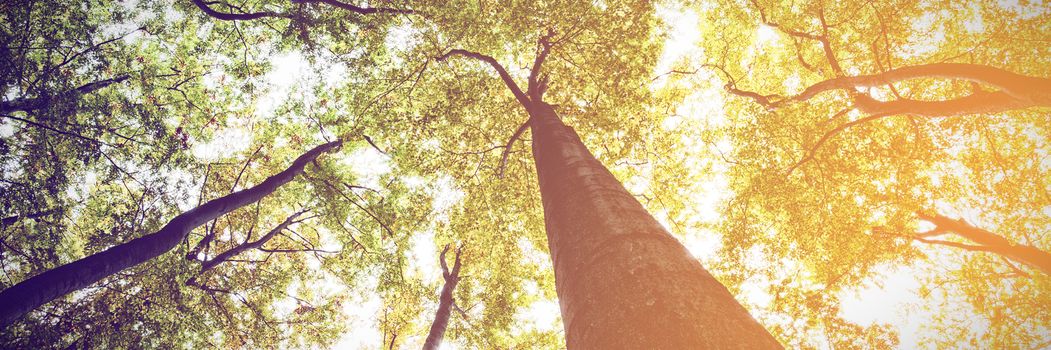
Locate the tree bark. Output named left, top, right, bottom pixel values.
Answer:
left=527, top=102, right=781, bottom=349
left=439, top=45, right=779, bottom=348
left=422, top=245, right=462, bottom=350
left=0, top=140, right=341, bottom=328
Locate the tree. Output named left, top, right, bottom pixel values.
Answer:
left=3, top=0, right=429, bottom=347
left=435, top=34, right=780, bottom=348
left=201, top=0, right=782, bottom=347
left=15, top=0, right=1043, bottom=348
left=0, top=139, right=342, bottom=327
left=694, top=0, right=1051, bottom=347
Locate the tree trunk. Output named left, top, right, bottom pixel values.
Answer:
left=0, top=140, right=342, bottom=328
left=422, top=245, right=462, bottom=350
left=527, top=102, right=781, bottom=349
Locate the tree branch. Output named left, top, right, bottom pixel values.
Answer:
left=784, top=108, right=870, bottom=174
left=291, top=0, right=412, bottom=15
left=1, top=114, right=114, bottom=147
left=916, top=211, right=1051, bottom=275
left=191, top=0, right=294, bottom=21
left=851, top=91, right=1035, bottom=118
left=497, top=120, right=530, bottom=178
left=527, top=29, right=556, bottom=101
left=800, top=63, right=1051, bottom=102
left=1, top=208, right=58, bottom=227
left=200, top=210, right=307, bottom=272
left=436, top=49, right=531, bottom=107
left=1, top=75, right=130, bottom=114
left=363, top=135, right=388, bottom=155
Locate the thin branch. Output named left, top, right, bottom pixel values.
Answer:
left=784, top=108, right=861, bottom=174
left=2, top=75, right=130, bottom=114
left=200, top=210, right=307, bottom=272
left=364, top=135, right=388, bottom=155
left=1, top=114, right=113, bottom=147
left=527, top=29, right=556, bottom=101
left=291, top=0, right=412, bottom=15
left=497, top=120, right=530, bottom=178
left=1, top=208, right=58, bottom=227
left=436, top=49, right=531, bottom=107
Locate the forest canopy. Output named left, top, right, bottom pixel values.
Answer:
left=1, top=0, right=1048, bottom=348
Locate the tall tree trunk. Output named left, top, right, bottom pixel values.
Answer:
left=422, top=245, right=462, bottom=350
left=0, top=140, right=342, bottom=328
left=527, top=102, right=781, bottom=349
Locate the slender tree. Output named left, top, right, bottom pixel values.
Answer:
left=422, top=244, right=463, bottom=350
left=0, top=140, right=342, bottom=327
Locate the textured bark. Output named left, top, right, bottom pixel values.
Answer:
left=918, top=212, right=1051, bottom=275
left=527, top=102, right=781, bottom=349
left=422, top=245, right=462, bottom=350
left=0, top=140, right=341, bottom=328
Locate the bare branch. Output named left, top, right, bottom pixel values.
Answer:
left=191, top=0, right=293, bottom=21
left=363, top=135, right=388, bottom=155
left=201, top=210, right=308, bottom=272
left=497, top=120, right=530, bottom=178
left=2, top=75, right=130, bottom=114
left=291, top=0, right=413, bottom=15
left=436, top=49, right=530, bottom=107
left=527, top=29, right=557, bottom=101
